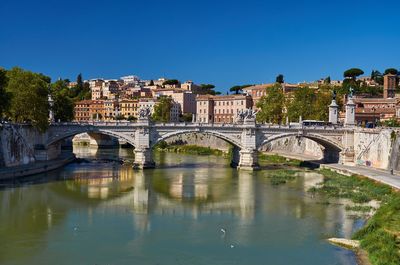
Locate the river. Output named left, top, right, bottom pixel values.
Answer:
left=0, top=146, right=364, bottom=265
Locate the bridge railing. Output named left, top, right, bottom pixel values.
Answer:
left=47, top=121, right=351, bottom=131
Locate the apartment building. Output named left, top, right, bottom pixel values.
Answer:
left=196, top=94, right=252, bottom=123
left=74, top=100, right=92, bottom=121
left=120, top=99, right=139, bottom=118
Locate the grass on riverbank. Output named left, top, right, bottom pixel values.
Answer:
left=311, top=169, right=400, bottom=265
left=154, top=141, right=229, bottom=157
left=258, top=153, right=303, bottom=167
left=264, top=169, right=298, bottom=185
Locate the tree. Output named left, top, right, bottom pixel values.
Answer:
left=115, top=114, right=126, bottom=120
left=152, top=96, right=173, bottom=122
left=276, top=74, right=284, bottom=84
left=6, top=67, right=50, bottom=132
left=384, top=68, right=398, bottom=75
left=198, top=84, right=218, bottom=95
left=127, top=115, right=137, bottom=122
left=0, top=68, right=11, bottom=119
left=256, top=83, right=285, bottom=124
left=52, top=93, right=74, bottom=122
left=324, top=76, right=331, bottom=84
left=313, top=85, right=334, bottom=121
left=149, top=80, right=154, bottom=86
left=229, top=84, right=253, bottom=94
left=162, top=79, right=179, bottom=86
left=180, top=113, right=193, bottom=122
left=343, top=68, right=364, bottom=80
left=287, top=86, right=316, bottom=121
left=76, top=73, right=83, bottom=91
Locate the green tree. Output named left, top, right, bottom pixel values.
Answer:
left=50, top=80, right=75, bottom=121
left=76, top=73, right=83, bottom=90
left=313, top=85, right=334, bottom=121
left=287, top=86, right=315, bottom=121
left=343, top=68, right=364, bottom=80
left=384, top=68, right=398, bottom=75
left=324, top=76, right=331, bottom=84
left=6, top=67, right=50, bottom=132
left=127, top=115, right=137, bottom=122
left=198, top=84, right=218, bottom=95
left=115, top=114, right=126, bottom=120
left=229, top=84, right=253, bottom=94
left=256, top=83, right=285, bottom=124
left=149, top=80, right=154, bottom=86
left=52, top=93, right=74, bottom=122
left=0, top=68, right=11, bottom=119
left=152, top=96, right=173, bottom=122
left=276, top=74, right=284, bottom=84
left=180, top=113, right=193, bottom=122
left=162, top=79, right=179, bottom=86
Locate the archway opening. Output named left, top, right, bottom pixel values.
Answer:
left=151, top=131, right=243, bottom=168
left=258, top=135, right=341, bottom=164
left=45, top=131, right=136, bottom=164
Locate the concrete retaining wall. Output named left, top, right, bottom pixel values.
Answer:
left=354, top=129, right=393, bottom=170
left=261, top=137, right=324, bottom=159
left=163, top=132, right=232, bottom=152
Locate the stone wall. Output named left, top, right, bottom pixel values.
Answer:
left=354, top=129, right=393, bottom=170
left=163, top=132, right=232, bottom=152
left=260, top=137, right=324, bottom=159
left=0, top=125, right=37, bottom=167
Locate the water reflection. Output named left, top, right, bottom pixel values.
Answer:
left=0, top=147, right=361, bottom=265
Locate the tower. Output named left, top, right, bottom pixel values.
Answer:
left=383, top=74, right=396, bottom=99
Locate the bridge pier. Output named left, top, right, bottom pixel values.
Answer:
left=238, top=150, right=259, bottom=170
left=133, top=148, right=155, bottom=169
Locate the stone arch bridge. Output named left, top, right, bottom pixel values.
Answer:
left=22, top=119, right=355, bottom=170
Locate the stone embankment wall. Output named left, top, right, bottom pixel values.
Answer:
left=353, top=128, right=400, bottom=171
left=260, top=137, right=324, bottom=159
left=163, top=132, right=232, bottom=152
left=0, top=125, right=37, bottom=167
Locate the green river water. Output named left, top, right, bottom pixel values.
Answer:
left=0, top=147, right=364, bottom=265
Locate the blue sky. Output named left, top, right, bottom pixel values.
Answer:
left=1, top=0, right=399, bottom=92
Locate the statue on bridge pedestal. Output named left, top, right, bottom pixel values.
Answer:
left=235, top=108, right=258, bottom=123
left=138, top=106, right=152, bottom=120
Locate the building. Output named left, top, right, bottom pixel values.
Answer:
left=242, top=84, right=273, bottom=109
left=119, top=99, right=139, bottom=119
left=89, top=100, right=105, bottom=121
left=91, top=85, right=103, bottom=100
left=153, top=89, right=196, bottom=114
left=102, top=80, right=120, bottom=99
left=384, top=74, right=396, bottom=99
left=104, top=99, right=119, bottom=120
left=195, top=95, right=214, bottom=123
left=195, top=94, right=253, bottom=123
left=139, top=98, right=157, bottom=114
left=353, top=97, right=398, bottom=125
left=74, top=100, right=92, bottom=121
left=120, top=75, right=140, bottom=85
left=213, top=94, right=253, bottom=123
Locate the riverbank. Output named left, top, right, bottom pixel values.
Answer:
left=154, top=142, right=230, bottom=157
left=310, top=168, right=400, bottom=265
left=0, top=153, right=76, bottom=181
left=267, top=151, right=400, bottom=265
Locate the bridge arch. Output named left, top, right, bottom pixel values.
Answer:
left=259, top=133, right=343, bottom=163
left=46, top=128, right=136, bottom=149
left=151, top=130, right=244, bottom=150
